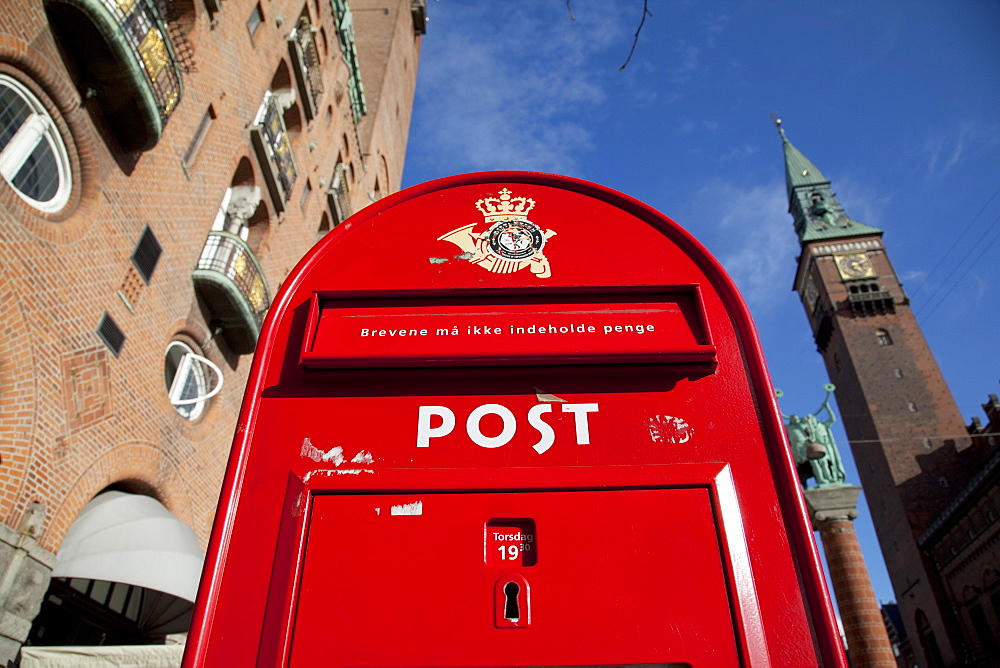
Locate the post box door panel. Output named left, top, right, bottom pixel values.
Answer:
left=288, top=487, right=740, bottom=666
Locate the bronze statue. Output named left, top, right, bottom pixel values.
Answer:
left=776, top=384, right=847, bottom=487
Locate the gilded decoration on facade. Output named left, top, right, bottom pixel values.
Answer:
left=138, top=27, right=169, bottom=81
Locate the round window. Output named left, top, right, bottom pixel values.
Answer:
left=0, top=74, right=72, bottom=213
left=164, top=341, right=224, bottom=420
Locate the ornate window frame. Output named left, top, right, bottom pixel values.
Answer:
left=0, top=74, right=73, bottom=213
left=165, top=340, right=223, bottom=420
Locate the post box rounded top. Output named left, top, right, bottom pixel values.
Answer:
left=279, top=171, right=738, bottom=305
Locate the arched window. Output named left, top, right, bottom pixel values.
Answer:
left=165, top=340, right=223, bottom=420
left=327, top=159, right=350, bottom=225
left=915, top=609, right=944, bottom=667
left=876, top=328, right=892, bottom=346
left=317, top=211, right=331, bottom=242
left=0, top=74, right=72, bottom=212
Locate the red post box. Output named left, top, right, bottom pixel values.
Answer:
left=184, top=172, right=846, bottom=666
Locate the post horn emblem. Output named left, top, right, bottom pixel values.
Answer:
left=437, top=188, right=557, bottom=278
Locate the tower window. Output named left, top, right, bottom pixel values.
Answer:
left=894, top=368, right=904, bottom=379
left=908, top=402, right=918, bottom=413
left=876, top=328, right=893, bottom=346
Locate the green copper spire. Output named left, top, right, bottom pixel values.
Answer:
left=780, top=125, right=830, bottom=195
left=775, top=119, right=882, bottom=243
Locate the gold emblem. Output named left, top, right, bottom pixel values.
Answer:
left=438, top=188, right=557, bottom=278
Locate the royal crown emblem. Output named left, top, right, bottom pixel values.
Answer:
left=475, top=189, right=535, bottom=222
left=437, top=188, right=557, bottom=278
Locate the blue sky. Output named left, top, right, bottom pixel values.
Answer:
left=401, top=1, right=1000, bottom=606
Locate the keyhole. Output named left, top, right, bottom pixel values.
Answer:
left=503, top=581, right=520, bottom=621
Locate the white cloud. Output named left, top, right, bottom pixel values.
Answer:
left=407, top=2, right=628, bottom=176
left=671, top=43, right=700, bottom=83
left=688, top=179, right=797, bottom=310
left=831, top=175, right=891, bottom=229
left=899, top=269, right=927, bottom=283
left=704, top=14, right=732, bottom=47
left=719, top=144, right=756, bottom=161
left=920, top=118, right=1000, bottom=178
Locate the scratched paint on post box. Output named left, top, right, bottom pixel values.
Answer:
left=300, top=438, right=345, bottom=464
left=390, top=501, right=423, bottom=516
left=648, top=415, right=693, bottom=444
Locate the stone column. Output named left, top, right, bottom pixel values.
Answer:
left=806, top=485, right=897, bottom=668
left=0, top=504, right=56, bottom=663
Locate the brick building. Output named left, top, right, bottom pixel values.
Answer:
left=918, top=395, right=1000, bottom=665
left=779, top=123, right=1000, bottom=666
left=0, top=0, right=423, bottom=660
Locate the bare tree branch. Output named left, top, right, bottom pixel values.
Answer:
left=619, top=0, right=652, bottom=71
left=566, top=0, right=576, bottom=21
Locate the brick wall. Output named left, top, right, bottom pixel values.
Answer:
left=0, top=0, right=421, bottom=558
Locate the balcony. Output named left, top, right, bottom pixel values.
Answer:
left=332, top=0, right=367, bottom=124
left=192, top=232, right=270, bottom=355
left=844, top=285, right=895, bottom=317
left=250, top=92, right=298, bottom=212
left=289, top=17, right=324, bottom=120
left=46, top=0, right=184, bottom=152
left=326, top=164, right=351, bottom=225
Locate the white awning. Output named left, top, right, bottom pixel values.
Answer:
left=19, top=644, right=184, bottom=667
left=53, top=491, right=204, bottom=604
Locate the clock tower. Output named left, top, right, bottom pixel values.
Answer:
left=780, top=122, right=973, bottom=666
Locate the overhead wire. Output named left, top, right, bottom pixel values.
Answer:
left=917, top=210, right=1000, bottom=324
left=909, top=183, right=1000, bottom=305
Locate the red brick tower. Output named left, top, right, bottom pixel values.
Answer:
left=780, top=121, right=973, bottom=666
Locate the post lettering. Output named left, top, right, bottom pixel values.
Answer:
left=416, top=402, right=599, bottom=453
left=466, top=404, right=517, bottom=448
left=528, top=404, right=555, bottom=454
left=561, top=403, right=599, bottom=444
left=416, top=406, right=455, bottom=448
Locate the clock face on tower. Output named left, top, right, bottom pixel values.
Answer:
left=834, top=252, right=876, bottom=280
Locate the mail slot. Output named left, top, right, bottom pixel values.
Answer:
left=301, top=289, right=715, bottom=367
left=184, top=172, right=846, bottom=666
